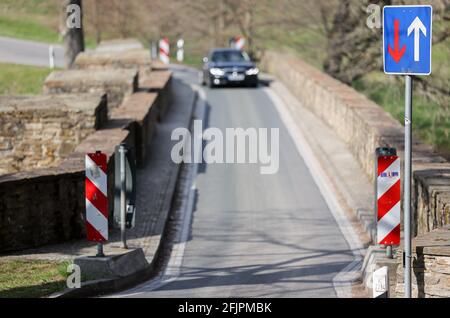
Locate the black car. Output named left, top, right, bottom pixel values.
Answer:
left=202, top=48, right=259, bottom=88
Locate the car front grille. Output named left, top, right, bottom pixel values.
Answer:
left=222, top=68, right=247, bottom=75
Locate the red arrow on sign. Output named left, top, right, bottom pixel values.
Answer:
left=388, top=19, right=406, bottom=63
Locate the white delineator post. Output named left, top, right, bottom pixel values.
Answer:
left=85, top=151, right=108, bottom=256
left=177, top=38, right=184, bottom=62
left=49, top=46, right=55, bottom=69
left=159, top=38, right=170, bottom=64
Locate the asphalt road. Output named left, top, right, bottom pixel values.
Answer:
left=117, top=69, right=357, bottom=298
left=0, top=36, right=64, bottom=67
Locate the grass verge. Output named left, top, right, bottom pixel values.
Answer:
left=0, top=63, right=53, bottom=95
left=353, top=73, right=450, bottom=159
left=0, top=15, right=59, bottom=43
left=0, top=259, right=70, bottom=298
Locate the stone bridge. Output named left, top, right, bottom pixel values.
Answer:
left=0, top=43, right=449, bottom=297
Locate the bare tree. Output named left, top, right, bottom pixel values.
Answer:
left=223, top=0, right=290, bottom=58
left=322, top=0, right=449, bottom=86
left=74, top=0, right=449, bottom=107
left=91, top=0, right=102, bottom=44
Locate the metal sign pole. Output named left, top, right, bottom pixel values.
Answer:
left=386, top=245, right=393, bottom=259
left=96, top=243, right=104, bottom=257
left=383, top=5, right=432, bottom=298
left=119, top=144, right=128, bottom=249
left=404, top=75, right=413, bottom=298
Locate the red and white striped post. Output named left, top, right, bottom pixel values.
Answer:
left=377, top=155, right=401, bottom=247
left=85, top=151, right=108, bottom=257
left=234, top=36, right=246, bottom=51
left=159, top=37, right=170, bottom=64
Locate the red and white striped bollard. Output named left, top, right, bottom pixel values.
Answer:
left=85, top=151, right=108, bottom=256
left=159, top=37, right=170, bottom=64
left=377, top=155, right=401, bottom=246
left=234, top=36, right=246, bottom=51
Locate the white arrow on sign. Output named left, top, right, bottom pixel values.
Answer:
left=407, top=16, right=427, bottom=62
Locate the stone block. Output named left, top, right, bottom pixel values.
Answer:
left=74, top=49, right=152, bottom=81
left=44, top=69, right=138, bottom=110
left=0, top=94, right=107, bottom=175
left=394, top=226, right=450, bottom=297
left=140, top=70, right=172, bottom=119
left=111, top=92, right=158, bottom=165
left=73, top=248, right=148, bottom=280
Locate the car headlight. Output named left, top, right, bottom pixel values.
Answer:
left=245, top=68, right=259, bottom=75
left=210, top=68, right=225, bottom=76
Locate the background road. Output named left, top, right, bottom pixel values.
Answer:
left=118, top=69, right=358, bottom=298
left=0, top=36, right=64, bottom=67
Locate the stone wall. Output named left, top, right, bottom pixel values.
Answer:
left=262, top=51, right=450, bottom=237
left=395, top=226, right=450, bottom=298
left=43, top=69, right=139, bottom=110
left=413, top=163, right=450, bottom=236
left=0, top=94, right=107, bottom=175
left=0, top=158, right=86, bottom=252
left=0, top=68, right=172, bottom=253
left=0, top=128, right=130, bottom=252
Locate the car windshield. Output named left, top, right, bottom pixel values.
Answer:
left=211, top=50, right=250, bottom=63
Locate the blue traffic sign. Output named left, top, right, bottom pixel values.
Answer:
left=383, top=5, right=432, bottom=75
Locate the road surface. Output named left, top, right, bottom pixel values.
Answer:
left=115, top=69, right=359, bottom=298
left=0, top=36, right=64, bottom=67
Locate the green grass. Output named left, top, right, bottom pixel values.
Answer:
left=0, top=63, right=54, bottom=95
left=260, top=26, right=326, bottom=70
left=0, top=0, right=59, bottom=16
left=180, top=53, right=203, bottom=69
left=267, top=22, right=450, bottom=158
left=353, top=73, right=450, bottom=159
left=0, top=259, right=70, bottom=298
left=0, top=15, right=59, bottom=43
left=0, top=0, right=60, bottom=43
left=351, top=37, right=450, bottom=158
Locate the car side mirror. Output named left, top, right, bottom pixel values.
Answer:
left=203, top=57, right=208, bottom=63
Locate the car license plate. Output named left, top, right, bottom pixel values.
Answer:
left=228, top=73, right=245, bottom=81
